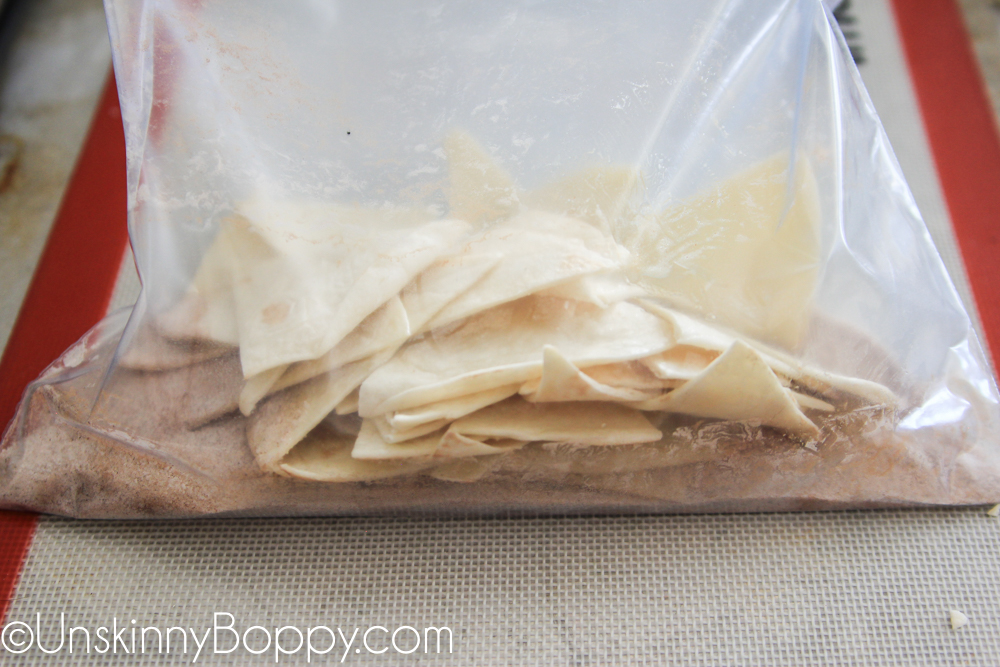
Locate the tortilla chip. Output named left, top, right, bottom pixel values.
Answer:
left=156, top=222, right=244, bottom=346
left=447, top=396, right=662, bottom=446
left=359, top=295, right=675, bottom=417
left=280, top=425, right=436, bottom=482
left=334, top=389, right=360, bottom=415
left=634, top=341, right=819, bottom=437
left=436, top=431, right=527, bottom=458
left=627, top=154, right=821, bottom=349
left=445, top=130, right=520, bottom=225
left=247, top=350, right=394, bottom=471
left=520, top=346, right=660, bottom=403
left=400, top=253, right=502, bottom=331
left=373, top=415, right=450, bottom=444
left=523, top=165, right=642, bottom=236
left=239, top=365, right=288, bottom=416
left=387, top=383, right=521, bottom=432
left=270, top=295, right=410, bottom=394
left=640, top=345, right=718, bottom=382
left=223, top=199, right=469, bottom=377
left=419, top=211, right=627, bottom=332
left=351, top=419, right=442, bottom=459
left=536, top=271, right=646, bottom=307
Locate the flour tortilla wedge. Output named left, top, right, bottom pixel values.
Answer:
left=157, top=223, right=240, bottom=346
left=280, top=425, right=436, bottom=482
left=239, top=364, right=288, bottom=416
left=626, top=154, right=821, bottom=349
left=269, top=295, right=411, bottom=396
left=520, top=346, right=660, bottom=403
left=359, top=296, right=675, bottom=417
left=225, top=198, right=470, bottom=377
left=387, top=383, right=521, bottom=432
left=633, top=341, right=819, bottom=437
left=352, top=420, right=442, bottom=460
left=536, top=271, right=646, bottom=307
left=445, top=130, right=520, bottom=226
left=640, top=345, right=718, bottom=382
left=373, top=415, right=450, bottom=444
left=247, top=350, right=395, bottom=472
left=334, top=389, right=360, bottom=415
left=523, top=165, right=642, bottom=237
left=636, top=299, right=898, bottom=407
left=400, top=252, right=502, bottom=331
left=447, top=397, right=662, bottom=447
left=436, top=431, right=528, bottom=458
left=418, top=211, right=627, bottom=332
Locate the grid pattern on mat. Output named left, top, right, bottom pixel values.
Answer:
left=3, top=510, right=999, bottom=665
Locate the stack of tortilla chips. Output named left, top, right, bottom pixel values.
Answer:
left=151, top=132, right=897, bottom=483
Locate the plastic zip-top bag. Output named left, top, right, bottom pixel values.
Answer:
left=2, top=0, right=998, bottom=518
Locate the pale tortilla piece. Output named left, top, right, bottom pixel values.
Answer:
left=359, top=295, right=675, bottom=417
left=520, top=346, right=660, bottom=403
left=445, top=130, right=520, bottom=226
left=633, top=341, right=819, bottom=437
left=583, top=361, right=666, bottom=391
left=247, top=350, right=394, bottom=472
left=641, top=345, right=718, bottom=382
left=523, top=165, right=642, bottom=236
left=280, top=425, right=436, bottom=482
left=225, top=198, right=470, bottom=377
left=157, top=223, right=240, bottom=345
left=373, top=415, right=450, bottom=444
left=352, top=420, right=441, bottom=460
left=334, top=389, right=360, bottom=415
left=271, top=296, right=410, bottom=393
left=426, top=457, right=500, bottom=482
left=436, top=431, right=527, bottom=459
left=627, top=154, right=821, bottom=349
left=637, top=299, right=898, bottom=406
left=239, top=364, right=288, bottom=416
left=400, top=252, right=502, bottom=331
left=788, top=389, right=834, bottom=412
left=536, top=271, right=646, bottom=307
left=387, top=383, right=521, bottom=431
left=418, top=211, right=627, bottom=332
left=448, top=397, right=662, bottom=446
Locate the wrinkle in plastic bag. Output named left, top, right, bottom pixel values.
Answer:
left=1, top=0, right=998, bottom=518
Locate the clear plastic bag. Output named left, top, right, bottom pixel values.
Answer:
left=2, top=0, right=998, bottom=517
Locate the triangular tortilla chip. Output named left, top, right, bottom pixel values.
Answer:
left=352, top=420, right=442, bottom=459
left=359, top=295, right=675, bottom=417
left=445, top=130, right=520, bottom=225
left=334, top=389, right=360, bottom=415
left=280, top=425, right=436, bottom=482
left=435, top=431, right=527, bottom=458
left=536, top=271, right=646, bottom=307
left=634, top=341, right=819, bottom=437
left=448, top=396, right=662, bottom=446
left=247, top=350, right=395, bottom=471
left=387, top=383, right=521, bottom=431
left=523, top=165, right=642, bottom=236
left=520, top=346, right=660, bottom=403
left=627, top=154, right=821, bottom=349
left=224, top=198, right=470, bottom=377
left=400, top=253, right=502, bottom=331
left=157, top=223, right=240, bottom=345
left=640, top=345, right=718, bottom=382
left=637, top=299, right=898, bottom=406
left=270, top=295, right=411, bottom=394
left=419, top=211, right=627, bottom=332
left=373, top=415, right=449, bottom=444
left=239, top=364, right=288, bottom=416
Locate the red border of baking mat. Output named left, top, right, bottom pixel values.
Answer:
left=0, top=71, right=129, bottom=622
left=890, top=0, right=1000, bottom=366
